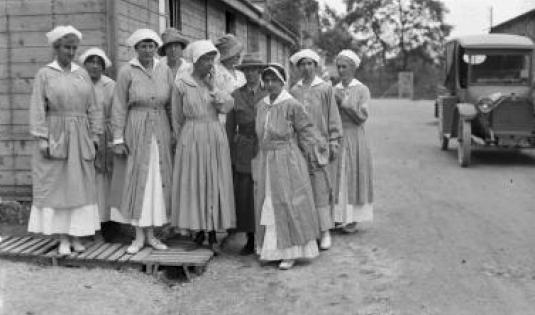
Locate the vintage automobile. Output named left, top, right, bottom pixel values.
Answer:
left=436, top=34, right=535, bottom=167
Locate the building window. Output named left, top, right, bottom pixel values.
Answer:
left=226, top=11, right=236, bottom=34
left=169, top=0, right=181, bottom=30
left=247, top=23, right=259, bottom=53
left=266, top=35, right=271, bottom=62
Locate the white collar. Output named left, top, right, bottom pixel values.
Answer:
left=129, top=57, right=159, bottom=71
left=95, top=75, right=113, bottom=86
left=335, top=78, right=362, bottom=88
left=262, top=89, right=293, bottom=106
left=47, top=59, right=81, bottom=72
left=297, top=76, right=324, bottom=87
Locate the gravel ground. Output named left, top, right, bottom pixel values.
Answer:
left=2, top=99, right=535, bottom=315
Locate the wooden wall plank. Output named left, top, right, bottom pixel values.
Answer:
left=207, top=1, right=226, bottom=41
left=0, top=94, right=31, bottom=110
left=6, top=0, right=105, bottom=16
left=181, top=0, right=207, bottom=40
left=1, top=30, right=106, bottom=49
left=0, top=109, right=28, bottom=125
left=0, top=170, right=16, bottom=185
left=0, top=155, right=31, bottom=170
left=1, top=125, right=30, bottom=135
left=0, top=13, right=106, bottom=32
left=1, top=45, right=106, bottom=63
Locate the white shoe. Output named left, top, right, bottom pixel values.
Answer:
left=58, top=238, right=71, bottom=256
left=147, top=237, right=168, bottom=250
left=279, top=259, right=295, bottom=270
left=320, top=231, right=332, bottom=250
left=126, top=240, right=144, bottom=254
left=71, top=237, right=86, bottom=253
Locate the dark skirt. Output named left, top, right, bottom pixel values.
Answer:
left=234, top=171, right=255, bottom=232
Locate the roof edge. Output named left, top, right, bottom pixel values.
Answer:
left=220, top=0, right=298, bottom=45
left=491, top=8, right=535, bottom=31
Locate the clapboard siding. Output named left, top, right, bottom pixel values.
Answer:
left=115, top=0, right=161, bottom=66
left=1, top=0, right=297, bottom=200
left=1, top=0, right=107, bottom=198
left=235, top=15, right=248, bottom=50
left=181, top=0, right=207, bottom=40
left=207, top=2, right=226, bottom=40
left=5, top=0, right=105, bottom=16
left=0, top=13, right=106, bottom=32
left=258, top=31, right=268, bottom=63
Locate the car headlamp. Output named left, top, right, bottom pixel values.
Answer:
left=478, top=100, right=493, bottom=113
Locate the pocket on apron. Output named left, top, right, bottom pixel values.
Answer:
left=80, top=132, right=96, bottom=161
left=48, top=125, right=69, bottom=160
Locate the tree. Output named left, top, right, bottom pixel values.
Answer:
left=343, top=0, right=452, bottom=70
left=316, top=5, right=355, bottom=63
left=265, top=0, right=320, bottom=45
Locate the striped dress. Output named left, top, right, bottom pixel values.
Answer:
left=332, top=79, right=374, bottom=224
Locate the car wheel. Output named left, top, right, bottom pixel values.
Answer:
left=437, top=108, right=448, bottom=150
left=441, top=136, right=449, bottom=151
left=457, top=118, right=471, bottom=167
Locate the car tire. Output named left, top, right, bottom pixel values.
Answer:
left=457, top=118, right=471, bottom=167
left=441, top=136, right=449, bottom=151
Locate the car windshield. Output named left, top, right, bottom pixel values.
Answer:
left=465, top=53, right=531, bottom=85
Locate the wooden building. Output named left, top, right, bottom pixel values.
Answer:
left=491, top=9, right=535, bottom=77
left=0, top=0, right=297, bottom=200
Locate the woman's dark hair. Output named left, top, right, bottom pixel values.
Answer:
left=262, top=65, right=286, bottom=82
left=297, top=58, right=318, bottom=67
left=134, top=39, right=157, bottom=50
left=85, top=55, right=105, bottom=69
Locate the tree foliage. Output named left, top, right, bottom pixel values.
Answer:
left=328, top=0, right=452, bottom=70
left=266, top=0, right=320, bottom=36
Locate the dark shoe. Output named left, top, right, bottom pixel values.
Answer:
left=239, top=245, right=254, bottom=256
left=239, top=234, right=255, bottom=256
left=194, top=231, right=205, bottom=246
left=208, top=231, right=221, bottom=256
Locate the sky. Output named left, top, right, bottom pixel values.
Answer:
left=317, top=0, right=535, bottom=38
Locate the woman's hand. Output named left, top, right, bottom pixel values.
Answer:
left=203, top=68, right=215, bottom=91
left=329, top=142, right=339, bottom=162
left=112, top=143, right=128, bottom=156
left=334, top=89, right=344, bottom=105
left=39, top=138, right=49, bottom=158
left=93, top=139, right=99, bottom=153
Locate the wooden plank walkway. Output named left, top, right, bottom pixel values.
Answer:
left=0, top=235, right=213, bottom=280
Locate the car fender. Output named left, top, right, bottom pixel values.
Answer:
left=456, top=103, right=477, bottom=120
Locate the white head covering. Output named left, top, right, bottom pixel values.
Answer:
left=126, top=28, right=163, bottom=47
left=336, top=49, right=361, bottom=68
left=46, top=25, right=82, bottom=45
left=79, top=47, right=112, bottom=69
left=290, top=48, right=320, bottom=65
left=184, top=40, right=219, bottom=64
left=262, top=63, right=286, bottom=84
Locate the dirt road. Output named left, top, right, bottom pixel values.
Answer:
left=2, top=99, right=535, bottom=315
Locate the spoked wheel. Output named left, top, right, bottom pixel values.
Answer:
left=457, top=118, right=471, bottom=167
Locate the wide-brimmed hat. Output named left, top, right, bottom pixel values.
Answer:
left=214, top=34, right=243, bottom=61
left=126, top=28, right=162, bottom=47
left=262, top=63, right=286, bottom=84
left=158, top=28, right=190, bottom=56
left=235, top=53, right=266, bottom=70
